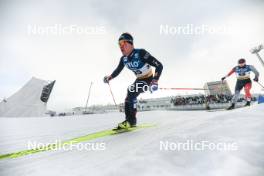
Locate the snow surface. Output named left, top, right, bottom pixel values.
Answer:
left=0, top=104, right=263, bottom=176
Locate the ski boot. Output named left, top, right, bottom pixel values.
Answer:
left=227, top=103, right=235, bottom=110
left=244, top=101, right=251, bottom=107
left=113, top=120, right=131, bottom=130
left=129, top=118, right=137, bottom=128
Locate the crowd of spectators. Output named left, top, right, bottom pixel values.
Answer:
left=171, top=94, right=256, bottom=106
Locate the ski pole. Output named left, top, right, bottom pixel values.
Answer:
left=256, top=82, right=264, bottom=89
left=159, top=87, right=209, bottom=91
left=107, top=83, right=118, bottom=107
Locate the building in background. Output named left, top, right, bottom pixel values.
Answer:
left=203, top=80, right=231, bottom=96
left=0, top=77, right=55, bottom=117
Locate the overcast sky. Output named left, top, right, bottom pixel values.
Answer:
left=0, top=0, right=264, bottom=111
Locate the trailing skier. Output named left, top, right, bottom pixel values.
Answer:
left=221, top=58, right=260, bottom=110
left=103, top=33, right=163, bottom=129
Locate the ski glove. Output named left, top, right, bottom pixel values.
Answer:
left=150, top=79, right=158, bottom=93
left=103, top=76, right=112, bottom=83
left=221, top=77, right=226, bottom=81
left=253, top=77, right=259, bottom=82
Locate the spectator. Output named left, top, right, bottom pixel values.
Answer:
left=170, top=94, right=254, bottom=106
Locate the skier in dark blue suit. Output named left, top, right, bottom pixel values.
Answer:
left=104, top=33, right=163, bottom=129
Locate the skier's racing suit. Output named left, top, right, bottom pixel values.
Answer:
left=110, top=49, right=163, bottom=125
left=226, top=65, right=259, bottom=103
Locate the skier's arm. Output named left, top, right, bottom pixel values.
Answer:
left=141, top=49, right=163, bottom=80
left=249, top=65, right=259, bottom=78
left=221, top=67, right=235, bottom=81
left=110, top=57, right=125, bottom=79
left=226, top=67, right=235, bottom=77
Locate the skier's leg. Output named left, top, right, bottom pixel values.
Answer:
left=124, top=80, right=136, bottom=124
left=231, top=81, right=243, bottom=104
left=244, top=82, right=252, bottom=105
left=125, top=93, right=138, bottom=126
left=125, top=79, right=151, bottom=126
left=116, top=81, right=140, bottom=129
left=231, top=90, right=241, bottom=104
left=227, top=80, right=243, bottom=110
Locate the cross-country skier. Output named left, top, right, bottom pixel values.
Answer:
left=103, top=33, right=163, bottom=129
left=221, top=58, right=259, bottom=110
